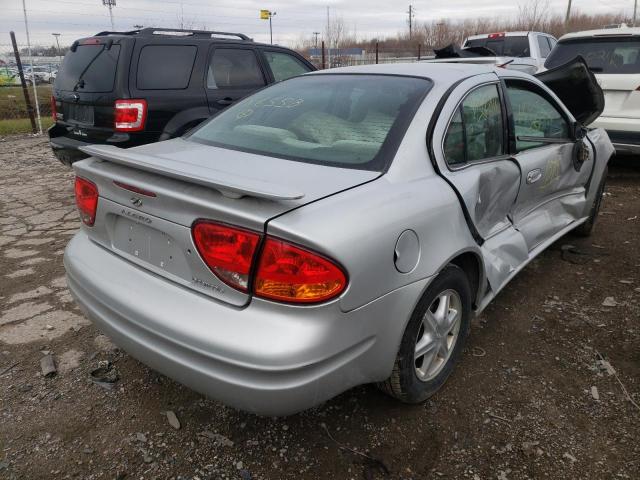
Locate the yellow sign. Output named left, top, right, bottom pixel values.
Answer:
left=260, top=9, right=270, bottom=19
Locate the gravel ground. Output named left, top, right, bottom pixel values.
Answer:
left=0, top=134, right=639, bottom=480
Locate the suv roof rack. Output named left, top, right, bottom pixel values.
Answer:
left=94, top=27, right=252, bottom=41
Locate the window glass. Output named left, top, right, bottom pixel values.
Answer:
left=207, top=49, right=265, bottom=89
left=443, top=108, right=465, bottom=165
left=465, top=36, right=530, bottom=57
left=55, top=44, right=120, bottom=92
left=537, top=36, right=551, bottom=58
left=545, top=38, right=640, bottom=73
left=507, top=84, right=569, bottom=151
left=264, top=51, right=311, bottom=81
left=443, top=84, right=503, bottom=165
left=189, top=74, right=432, bottom=171
left=137, top=45, right=197, bottom=90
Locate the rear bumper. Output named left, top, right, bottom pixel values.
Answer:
left=48, top=124, right=159, bottom=167
left=64, top=232, right=428, bottom=416
left=590, top=118, right=640, bottom=153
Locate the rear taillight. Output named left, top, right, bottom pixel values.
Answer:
left=191, top=221, right=347, bottom=303
left=51, top=95, right=57, bottom=122
left=255, top=239, right=347, bottom=303
left=488, top=32, right=506, bottom=39
left=74, top=177, right=98, bottom=226
left=192, top=221, right=261, bottom=292
left=114, top=99, right=147, bottom=132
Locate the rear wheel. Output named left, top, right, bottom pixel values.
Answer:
left=378, top=264, right=471, bottom=403
left=574, top=166, right=608, bottom=237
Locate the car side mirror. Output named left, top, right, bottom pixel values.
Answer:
left=572, top=123, right=590, bottom=172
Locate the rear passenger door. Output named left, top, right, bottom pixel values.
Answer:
left=205, top=47, right=267, bottom=114
left=259, top=49, right=313, bottom=82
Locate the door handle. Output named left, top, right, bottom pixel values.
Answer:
left=216, top=98, right=234, bottom=106
left=526, top=168, right=543, bottom=184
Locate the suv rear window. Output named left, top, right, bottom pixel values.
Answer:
left=137, top=45, right=197, bottom=89
left=545, top=37, right=640, bottom=73
left=55, top=44, right=120, bottom=92
left=465, top=36, right=530, bottom=57
left=188, top=74, right=432, bottom=171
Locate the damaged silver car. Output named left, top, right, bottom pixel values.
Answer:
left=64, top=60, right=613, bottom=415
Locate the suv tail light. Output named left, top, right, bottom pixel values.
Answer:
left=114, top=99, right=147, bottom=132
left=191, top=221, right=347, bottom=303
left=255, top=238, right=347, bottom=304
left=74, top=177, right=98, bottom=226
left=192, top=221, right=261, bottom=292
left=51, top=95, right=57, bottom=122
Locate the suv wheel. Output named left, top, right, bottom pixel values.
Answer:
left=378, top=264, right=471, bottom=403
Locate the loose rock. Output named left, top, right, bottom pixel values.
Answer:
left=166, top=410, right=180, bottom=430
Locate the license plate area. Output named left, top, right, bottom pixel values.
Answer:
left=65, top=103, right=95, bottom=125
left=112, top=217, right=186, bottom=275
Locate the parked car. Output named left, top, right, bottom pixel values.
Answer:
left=49, top=27, right=316, bottom=166
left=545, top=26, right=640, bottom=154
left=425, top=31, right=557, bottom=74
left=64, top=62, right=613, bottom=416
left=27, top=65, right=57, bottom=83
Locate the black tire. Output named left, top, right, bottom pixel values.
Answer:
left=378, top=264, right=472, bottom=403
left=574, top=166, right=608, bottom=237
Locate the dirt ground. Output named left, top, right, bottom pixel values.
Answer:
left=0, top=134, right=638, bottom=480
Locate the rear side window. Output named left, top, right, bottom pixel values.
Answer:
left=546, top=38, right=640, bottom=73
left=207, top=49, right=265, bottom=89
left=465, top=36, right=530, bottom=57
left=137, top=45, right=197, bottom=90
left=444, top=84, right=504, bottom=166
left=55, top=44, right=121, bottom=92
left=264, top=51, right=311, bottom=81
left=537, top=36, right=551, bottom=58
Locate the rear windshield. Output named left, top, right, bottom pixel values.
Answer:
left=187, top=74, right=432, bottom=171
left=465, top=36, right=530, bottom=57
left=545, top=37, right=640, bottom=73
left=55, top=44, right=121, bottom=92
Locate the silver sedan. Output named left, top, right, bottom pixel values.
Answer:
left=65, top=61, right=613, bottom=415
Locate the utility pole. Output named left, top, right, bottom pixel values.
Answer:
left=313, top=31, right=320, bottom=49
left=10, top=31, right=36, bottom=134
left=102, top=0, right=116, bottom=30
left=21, top=0, right=42, bottom=134
left=52, top=32, right=62, bottom=63
left=634, top=0, right=638, bottom=27
left=407, top=4, right=415, bottom=39
left=564, top=0, right=572, bottom=25
left=326, top=6, right=331, bottom=68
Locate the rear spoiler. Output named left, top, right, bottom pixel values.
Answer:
left=79, top=145, right=304, bottom=201
left=535, top=56, right=605, bottom=126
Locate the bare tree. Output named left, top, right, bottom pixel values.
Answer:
left=516, top=0, right=551, bottom=31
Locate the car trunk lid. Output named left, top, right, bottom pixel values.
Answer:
left=72, top=138, right=379, bottom=306
left=594, top=73, right=640, bottom=119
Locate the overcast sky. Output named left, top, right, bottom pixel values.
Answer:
left=0, top=0, right=635, bottom=49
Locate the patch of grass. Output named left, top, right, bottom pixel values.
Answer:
left=0, top=85, right=53, bottom=120
left=0, top=117, right=54, bottom=135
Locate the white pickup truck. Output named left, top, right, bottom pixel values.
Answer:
left=425, top=31, right=558, bottom=74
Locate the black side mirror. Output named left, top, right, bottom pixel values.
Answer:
left=572, top=124, right=590, bottom=172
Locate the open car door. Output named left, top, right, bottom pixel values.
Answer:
left=535, top=55, right=605, bottom=126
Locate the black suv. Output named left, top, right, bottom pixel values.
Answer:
left=49, top=28, right=315, bottom=166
